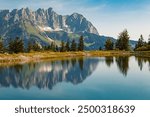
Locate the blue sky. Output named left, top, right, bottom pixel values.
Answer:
left=0, top=0, right=150, bottom=41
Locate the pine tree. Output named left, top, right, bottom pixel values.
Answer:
left=32, top=42, right=41, bottom=51
left=18, top=38, right=24, bottom=53
left=135, top=35, right=144, bottom=49
left=148, top=35, right=150, bottom=45
left=105, top=38, right=114, bottom=50
left=116, top=29, right=130, bottom=50
left=78, top=36, right=84, bottom=51
left=8, top=37, right=24, bottom=53
left=71, top=40, right=77, bottom=51
left=0, top=36, right=3, bottom=53
left=65, top=40, right=70, bottom=52
left=60, top=41, right=65, bottom=52
left=44, top=45, right=51, bottom=51
left=55, top=45, right=59, bottom=52
left=99, top=46, right=102, bottom=50
left=27, top=41, right=33, bottom=52
left=0, top=42, right=3, bottom=53
left=50, top=42, right=56, bottom=51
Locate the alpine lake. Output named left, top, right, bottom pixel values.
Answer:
left=0, top=56, right=150, bottom=100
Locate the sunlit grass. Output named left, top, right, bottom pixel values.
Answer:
left=0, top=50, right=149, bottom=66
left=0, top=51, right=133, bottom=64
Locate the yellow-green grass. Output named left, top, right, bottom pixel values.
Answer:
left=134, top=51, right=150, bottom=57
left=0, top=51, right=133, bottom=64
left=1, top=50, right=150, bottom=67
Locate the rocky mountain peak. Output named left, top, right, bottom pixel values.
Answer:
left=71, top=13, right=83, bottom=19
left=0, top=7, right=102, bottom=49
left=37, top=8, right=45, bottom=13
left=47, top=7, right=53, bottom=12
left=0, top=7, right=99, bottom=35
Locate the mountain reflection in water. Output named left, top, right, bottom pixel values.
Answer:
left=0, top=58, right=99, bottom=90
left=0, top=56, right=150, bottom=90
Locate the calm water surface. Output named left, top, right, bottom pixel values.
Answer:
left=0, top=56, right=150, bottom=100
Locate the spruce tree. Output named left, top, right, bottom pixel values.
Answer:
left=44, top=45, right=51, bottom=51
left=55, top=45, right=59, bottom=52
left=27, top=41, right=32, bottom=52
left=0, top=42, right=3, bottom=53
left=71, top=40, right=77, bottom=51
left=32, top=43, right=41, bottom=51
left=60, top=41, right=65, bottom=52
left=65, top=40, right=70, bottom=52
left=105, top=38, right=114, bottom=50
left=8, top=37, right=24, bottom=53
left=135, top=35, right=144, bottom=49
left=116, top=29, right=130, bottom=50
left=99, top=46, right=102, bottom=50
left=0, top=36, right=3, bottom=53
left=18, top=38, right=24, bottom=53
left=148, top=35, right=150, bottom=45
left=78, top=36, right=84, bottom=51
left=50, top=42, right=56, bottom=51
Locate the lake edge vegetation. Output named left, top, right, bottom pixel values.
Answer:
left=0, top=29, right=150, bottom=63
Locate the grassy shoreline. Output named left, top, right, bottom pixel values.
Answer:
left=134, top=51, right=150, bottom=57
left=0, top=51, right=149, bottom=65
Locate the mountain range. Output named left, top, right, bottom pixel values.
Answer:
left=0, top=7, right=137, bottom=50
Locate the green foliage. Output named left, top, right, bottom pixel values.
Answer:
left=71, top=40, right=77, bottom=51
left=8, top=37, right=24, bottom=53
left=135, top=35, right=144, bottom=49
left=27, top=41, right=32, bottom=52
left=148, top=35, right=150, bottom=45
left=0, top=36, right=4, bottom=53
left=135, top=45, right=150, bottom=51
left=43, top=43, right=59, bottom=52
left=65, top=41, right=70, bottom=51
left=50, top=42, right=56, bottom=51
left=99, top=46, right=102, bottom=50
left=134, top=35, right=150, bottom=51
left=27, top=41, right=43, bottom=52
left=105, top=38, right=114, bottom=50
left=116, top=29, right=130, bottom=50
left=59, top=35, right=84, bottom=52
left=0, top=42, right=3, bottom=53
left=43, top=45, right=51, bottom=51
left=32, top=43, right=41, bottom=51
left=55, top=45, right=59, bottom=52
left=78, top=36, right=84, bottom=51
left=60, top=41, right=66, bottom=52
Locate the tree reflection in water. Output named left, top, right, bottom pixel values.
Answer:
left=0, top=56, right=149, bottom=90
left=135, top=57, right=150, bottom=71
left=115, top=56, right=129, bottom=76
left=105, top=57, right=114, bottom=67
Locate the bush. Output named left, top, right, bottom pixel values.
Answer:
left=135, top=45, right=150, bottom=51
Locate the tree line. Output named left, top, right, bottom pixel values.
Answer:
left=104, top=29, right=130, bottom=51
left=104, top=29, right=150, bottom=51
left=0, top=29, right=150, bottom=54
left=134, top=35, right=150, bottom=51
left=0, top=36, right=84, bottom=54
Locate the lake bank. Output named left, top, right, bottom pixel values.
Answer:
left=134, top=51, right=150, bottom=58
left=0, top=51, right=131, bottom=61
left=0, top=51, right=149, bottom=65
